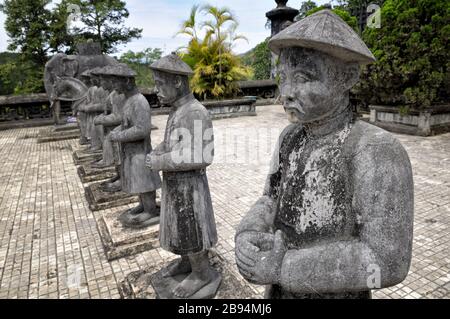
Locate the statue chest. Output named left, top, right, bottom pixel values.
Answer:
left=275, top=125, right=355, bottom=248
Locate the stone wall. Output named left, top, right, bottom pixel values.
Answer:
left=369, top=104, right=450, bottom=136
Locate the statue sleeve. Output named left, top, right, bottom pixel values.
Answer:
left=149, top=110, right=214, bottom=171
left=114, top=100, right=151, bottom=143
left=278, top=139, right=414, bottom=294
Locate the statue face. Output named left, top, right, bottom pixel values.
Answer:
left=152, top=71, right=186, bottom=105
left=278, top=47, right=357, bottom=123
left=100, top=76, right=111, bottom=91
left=90, top=75, right=100, bottom=87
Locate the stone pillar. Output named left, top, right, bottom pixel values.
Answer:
left=418, top=111, right=431, bottom=136
left=370, top=106, right=377, bottom=123
left=266, top=0, right=299, bottom=79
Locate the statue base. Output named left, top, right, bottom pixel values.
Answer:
left=51, top=122, right=79, bottom=132
left=77, top=163, right=116, bottom=183
left=37, top=127, right=80, bottom=143
left=119, top=252, right=257, bottom=299
left=72, top=149, right=103, bottom=166
left=97, top=209, right=160, bottom=261
left=150, top=267, right=222, bottom=299
left=84, top=182, right=139, bottom=211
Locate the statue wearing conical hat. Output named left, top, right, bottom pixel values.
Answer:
left=235, top=9, right=414, bottom=299
left=78, top=68, right=110, bottom=152
left=146, top=53, right=221, bottom=299
left=106, top=64, right=162, bottom=229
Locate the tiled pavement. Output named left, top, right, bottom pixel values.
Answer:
left=0, top=104, right=448, bottom=299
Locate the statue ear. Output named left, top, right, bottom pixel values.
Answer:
left=342, top=63, right=360, bottom=90
left=174, top=75, right=182, bottom=89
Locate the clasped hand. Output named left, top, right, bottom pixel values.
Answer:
left=235, top=230, right=287, bottom=285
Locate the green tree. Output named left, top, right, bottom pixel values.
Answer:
left=0, top=0, right=53, bottom=66
left=354, top=0, right=450, bottom=108
left=69, top=0, right=142, bottom=53
left=295, top=1, right=317, bottom=21
left=119, top=48, right=163, bottom=88
left=242, top=39, right=271, bottom=80
left=177, top=5, right=252, bottom=99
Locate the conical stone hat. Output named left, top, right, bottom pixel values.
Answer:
left=150, top=52, right=194, bottom=76
left=269, top=9, right=376, bottom=64
left=92, top=63, right=136, bottom=78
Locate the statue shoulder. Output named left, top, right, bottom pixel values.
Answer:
left=128, top=93, right=150, bottom=111
left=184, top=99, right=210, bottom=120
left=279, top=123, right=303, bottom=145
left=348, top=120, right=410, bottom=165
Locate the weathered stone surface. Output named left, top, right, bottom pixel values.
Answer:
left=99, top=63, right=161, bottom=229
left=77, top=163, right=116, bottom=183
left=269, top=9, right=376, bottom=64
left=0, top=105, right=448, bottom=299
left=148, top=54, right=220, bottom=299
left=369, top=104, right=450, bottom=136
left=72, top=149, right=102, bottom=166
left=97, top=210, right=160, bottom=261
left=235, top=12, right=414, bottom=299
left=119, top=252, right=255, bottom=299
left=203, top=97, right=257, bottom=119
left=84, top=182, right=138, bottom=212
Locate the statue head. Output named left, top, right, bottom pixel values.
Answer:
left=278, top=47, right=359, bottom=123
left=92, top=64, right=137, bottom=95
left=150, top=53, right=194, bottom=105
left=268, top=9, right=376, bottom=123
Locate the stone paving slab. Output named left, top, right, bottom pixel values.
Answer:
left=0, top=104, right=449, bottom=299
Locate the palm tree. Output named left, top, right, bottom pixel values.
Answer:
left=175, top=4, right=251, bottom=99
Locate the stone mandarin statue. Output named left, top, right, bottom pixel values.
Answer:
left=78, top=68, right=110, bottom=152
left=146, top=53, right=220, bottom=298
left=92, top=67, right=127, bottom=173
left=235, top=10, right=414, bottom=299
left=107, top=64, right=162, bottom=229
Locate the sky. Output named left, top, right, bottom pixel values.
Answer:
left=0, top=0, right=333, bottom=56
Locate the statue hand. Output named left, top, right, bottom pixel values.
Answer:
left=235, top=230, right=287, bottom=285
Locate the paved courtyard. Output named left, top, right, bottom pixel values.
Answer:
left=0, top=104, right=449, bottom=299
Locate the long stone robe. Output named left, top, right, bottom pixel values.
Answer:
left=114, top=93, right=161, bottom=194
left=236, top=109, right=414, bottom=299
left=148, top=94, right=217, bottom=255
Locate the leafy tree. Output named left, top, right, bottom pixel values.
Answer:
left=119, top=48, right=163, bottom=88
left=0, top=0, right=54, bottom=66
left=69, top=0, right=142, bottom=53
left=242, top=39, right=271, bottom=80
left=0, top=0, right=142, bottom=94
left=295, top=1, right=317, bottom=21
left=177, top=5, right=252, bottom=99
left=354, top=0, right=450, bottom=108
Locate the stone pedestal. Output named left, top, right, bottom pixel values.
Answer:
left=97, top=210, right=160, bottom=261
left=51, top=122, right=79, bottom=132
left=77, top=163, right=116, bottom=183
left=72, top=149, right=103, bottom=166
left=84, top=182, right=138, bottom=211
left=37, top=126, right=80, bottom=143
left=119, top=252, right=256, bottom=299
